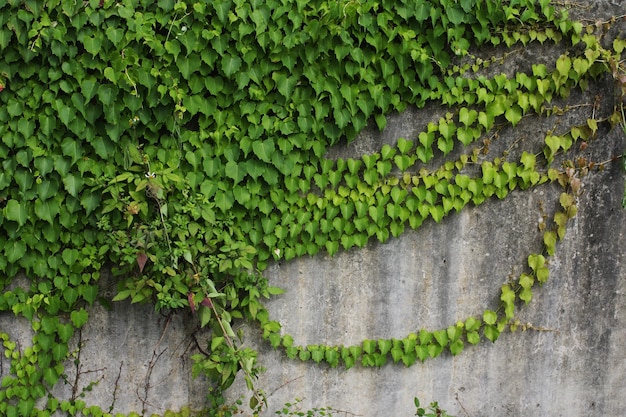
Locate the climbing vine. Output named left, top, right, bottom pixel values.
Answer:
left=0, top=0, right=625, bottom=416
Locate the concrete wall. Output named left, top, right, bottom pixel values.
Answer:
left=223, top=3, right=626, bottom=415
left=1, top=2, right=625, bottom=417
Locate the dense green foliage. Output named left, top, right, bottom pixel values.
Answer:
left=0, top=0, right=624, bottom=415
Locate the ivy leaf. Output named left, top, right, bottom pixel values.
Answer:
left=252, top=140, right=275, bottom=163
left=37, top=178, right=60, bottom=200
left=500, top=284, right=516, bottom=319
left=214, top=0, right=232, bottom=23
left=222, top=54, right=242, bottom=77
left=56, top=322, right=74, bottom=343
left=311, top=347, right=324, bottom=364
left=70, top=309, right=89, bottom=328
left=83, top=35, right=103, bottom=56
left=35, top=198, right=61, bottom=224
left=505, top=105, right=523, bottom=126
left=17, top=398, right=34, bottom=417
left=272, top=72, right=297, bottom=98
left=4, top=200, right=28, bottom=227
left=62, top=248, right=80, bottom=266
left=5, top=241, right=26, bottom=263
left=78, top=285, right=97, bottom=306
left=449, top=339, right=464, bottom=355
left=446, top=5, right=465, bottom=25
left=178, top=54, right=201, bottom=79
left=80, top=190, right=101, bottom=215
left=214, top=190, right=234, bottom=212
left=81, top=77, right=98, bottom=102
left=62, top=174, right=84, bottom=197
left=105, top=26, right=125, bottom=46
left=61, top=138, right=83, bottom=164
left=97, top=84, right=116, bottom=107
left=543, top=230, right=557, bottom=255
left=198, top=305, right=212, bottom=328
left=43, top=367, right=59, bottom=387
left=483, top=310, right=497, bottom=325
left=466, top=331, right=480, bottom=345
left=484, top=325, right=500, bottom=343
left=63, top=287, right=79, bottom=306
left=225, top=161, right=246, bottom=185
left=52, top=343, right=68, bottom=362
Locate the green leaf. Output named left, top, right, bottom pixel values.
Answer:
left=62, top=174, right=84, bottom=197
left=484, top=325, right=500, bottom=342
left=106, top=26, right=125, bottom=46
left=78, top=285, right=98, bottom=305
left=81, top=77, right=98, bottom=102
left=63, top=287, right=79, bottom=306
left=35, top=198, right=61, bottom=223
left=555, top=55, right=571, bottom=77
left=483, top=310, right=497, bottom=325
left=505, top=104, right=523, bottom=126
left=198, top=305, right=212, bottom=328
left=40, top=316, right=59, bottom=334
left=324, top=348, right=339, bottom=367
left=4, top=200, right=28, bottom=227
left=519, top=273, right=534, bottom=290
left=37, top=333, right=55, bottom=350
left=500, top=284, right=516, bottom=319
left=52, top=343, right=69, bottom=361
left=272, top=72, right=298, bottom=98
left=528, top=253, right=545, bottom=271
left=80, top=190, right=101, bottom=215
left=377, top=339, right=392, bottom=355
left=83, top=35, right=103, bottom=56
left=62, top=249, right=80, bottom=266
left=97, top=85, right=116, bottom=108
left=520, top=287, right=533, bottom=304
left=5, top=241, right=26, bottom=263
left=449, top=339, right=464, bottom=355
left=544, top=135, right=560, bottom=161
left=362, top=339, right=376, bottom=354
left=37, top=178, right=60, bottom=200
left=466, top=331, right=480, bottom=345
left=543, top=230, right=557, bottom=255
left=225, top=161, right=246, bottom=185
left=18, top=398, right=35, bottom=417
left=310, top=346, right=324, bottom=363
left=447, top=5, right=465, bottom=25
left=178, top=54, right=201, bottom=79
left=433, top=330, right=448, bottom=347
left=214, top=190, right=234, bottom=212
left=252, top=140, right=275, bottom=163
left=57, top=323, right=74, bottom=343
left=43, top=367, right=59, bottom=387
left=211, top=336, right=225, bottom=351
left=112, top=289, right=131, bottom=302
left=70, top=309, right=89, bottom=328
left=375, top=113, right=387, bottom=130
left=222, top=54, right=242, bottom=77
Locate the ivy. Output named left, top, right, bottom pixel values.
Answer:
left=0, top=0, right=625, bottom=416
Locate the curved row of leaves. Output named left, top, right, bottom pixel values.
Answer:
left=0, top=0, right=625, bottom=416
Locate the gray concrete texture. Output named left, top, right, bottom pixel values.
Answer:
left=0, top=1, right=625, bottom=416
left=224, top=2, right=626, bottom=415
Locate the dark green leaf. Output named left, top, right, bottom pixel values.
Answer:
left=4, top=200, right=28, bottom=226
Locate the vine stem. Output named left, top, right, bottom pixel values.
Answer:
left=137, top=314, right=171, bottom=415
left=204, top=296, right=266, bottom=410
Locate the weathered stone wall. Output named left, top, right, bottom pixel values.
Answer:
left=224, top=2, right=626, bottom=414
